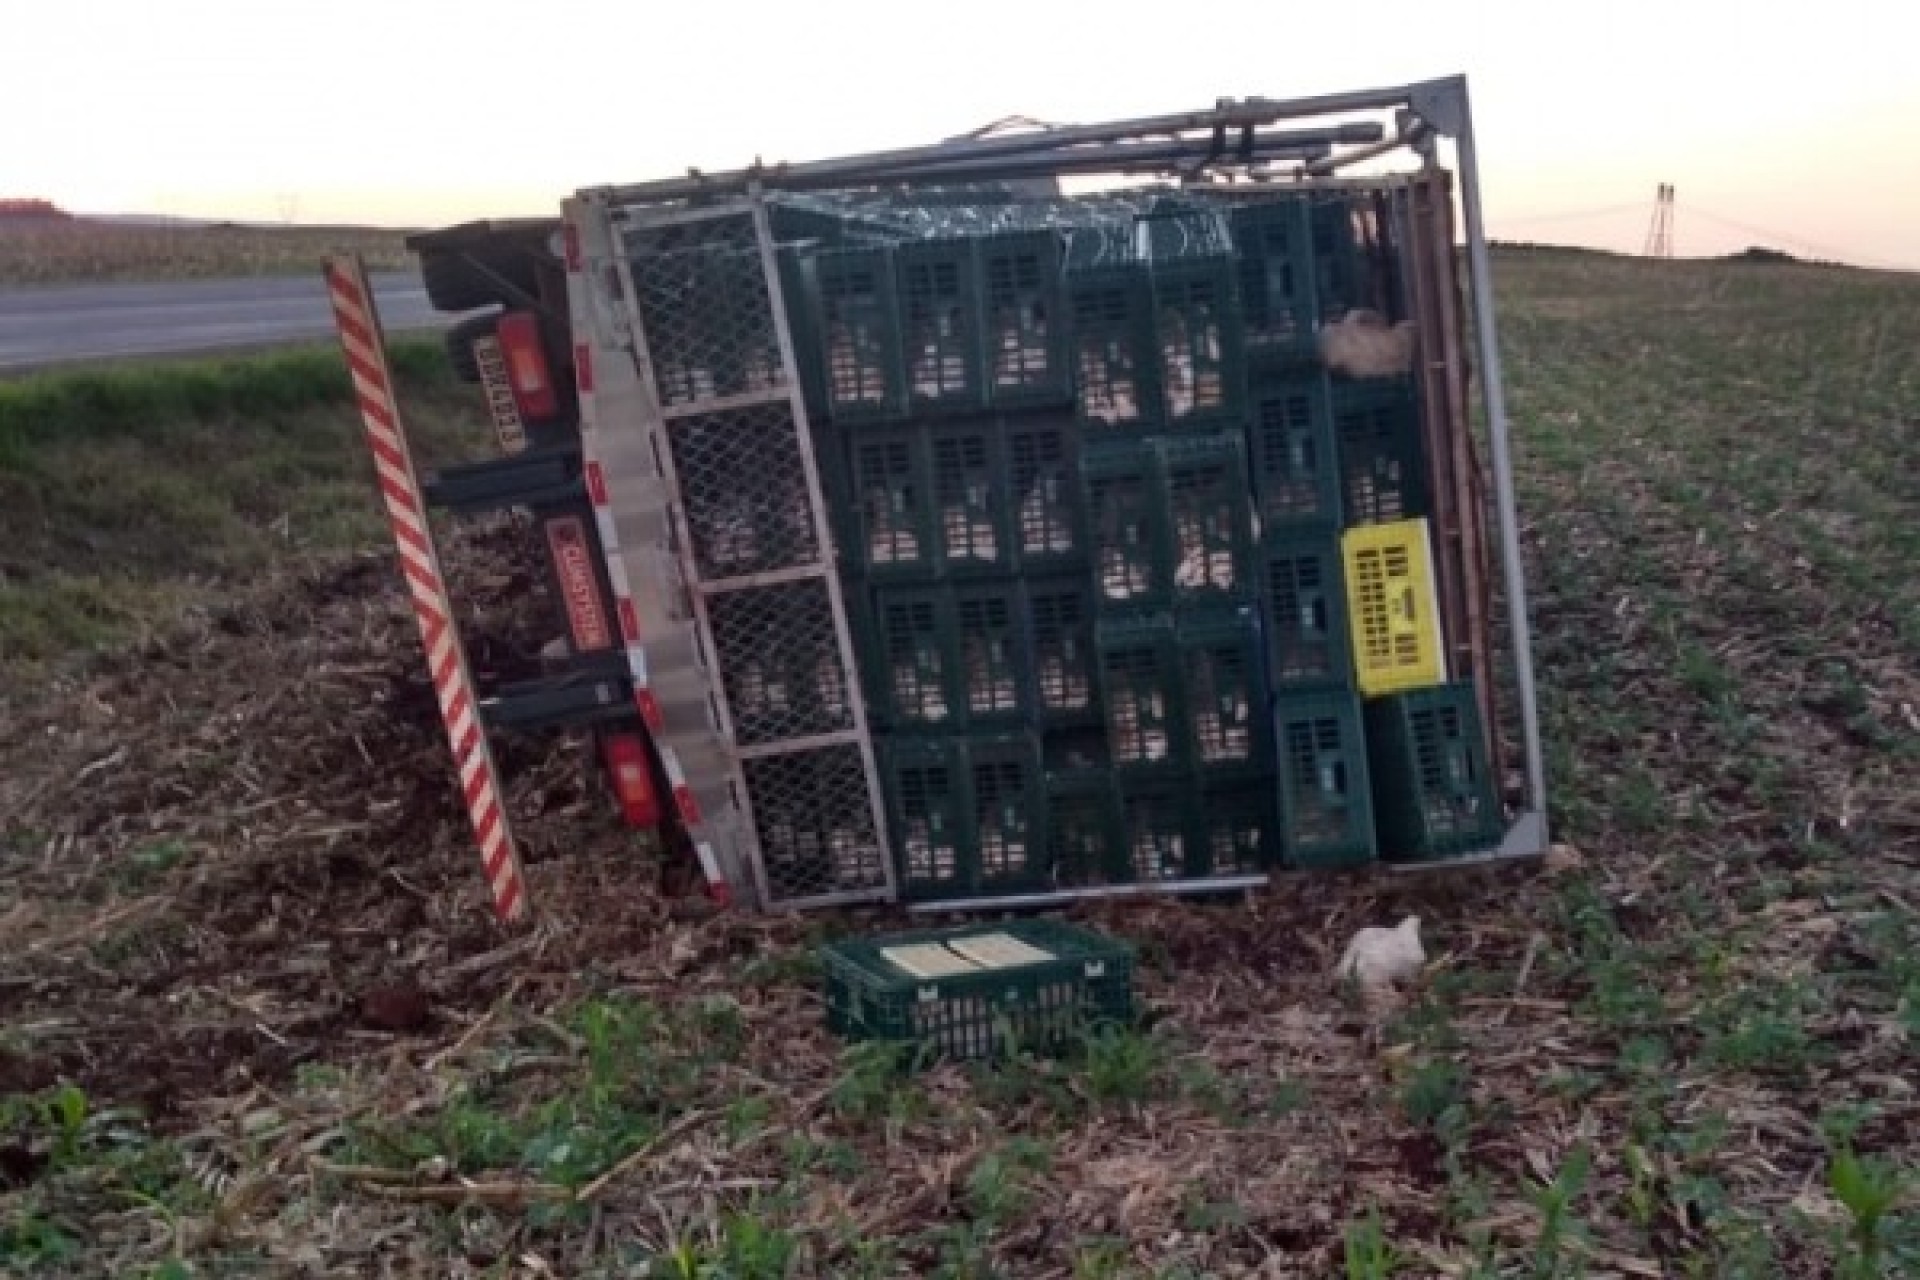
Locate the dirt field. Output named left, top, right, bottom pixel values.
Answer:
left=1, top=251, right=1916, bottom=1277
left=0, top=220, right=413, bottom=287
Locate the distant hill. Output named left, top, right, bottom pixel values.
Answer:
left=0, top=199, right=73, bottom=223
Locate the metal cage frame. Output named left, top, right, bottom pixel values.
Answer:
left=574, top=74, right=1549, bottom=910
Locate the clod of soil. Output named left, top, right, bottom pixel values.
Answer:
left=359, top=982, right=432, bottom=1033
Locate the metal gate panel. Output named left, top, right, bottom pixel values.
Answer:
left=608, top=197, right=891, bottom=908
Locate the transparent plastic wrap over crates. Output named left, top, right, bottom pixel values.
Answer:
left=753, top=187, right=1502, bottom=901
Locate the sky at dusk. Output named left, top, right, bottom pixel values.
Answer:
left=8, top=0, right=1917, bottom=268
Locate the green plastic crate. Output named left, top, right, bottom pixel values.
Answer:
left=1005, top=413, right=1086, bottom=573
left=1332, top=376, right=1428, bottom=525
left=953, top=582, right=1030, bottom=728
left=1096, top=613, right=1182, bottom=774
left=1025, top=577, right=1099, bottom=727
left=1249, top=368, right=1341, bottom=535
left=1231, top=195, right=1321, bottom=367
left=1082, top=433, right=1254, bottom=612
left=1065, top=225, right=1160, bottom=433
left=929, top=420, right=1014, bottom=576
left=1159, top=432, right=1255, bottom=606
left=1176, top=606, right=1270, bottom=776
left=872, top=585, right=960, bottom=730
left=898, top=237, right=986, bottom=413
left=1364, top=682, right=1505, bottom=861
left=1045, top=730, right=1126, bottom=887
left=1261, top=538, right=1354, bottom=690
left=1195, top=774, right=1279, bottom=876
left=814, top=244, right=907, bottom=424
left=967, top=733, right=1049, bottom=892
left=884, top=737, right=968, bottom=899
left=1145, top=208, right=1245, bottom=429
left=980, top=230, right=1072, bottom=408
left=1082, top=436, right=1160, bottom=609
left=1274, top=690, right=1376, bottom=868
left=1120, top=776, right=1196, bottom=882
left=822, top=919, right=1136, bottom=1060
left=848, top=427, right=935, bottom=580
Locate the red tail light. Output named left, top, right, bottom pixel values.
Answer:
left=497, top=312, right=560, bottom=420
left=600, top=731, right=662, bottom=828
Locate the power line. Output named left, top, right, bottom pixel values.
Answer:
left=1492, top=202, right=1646, bottom=227
left=1680, top=205, right=1917, bottom=272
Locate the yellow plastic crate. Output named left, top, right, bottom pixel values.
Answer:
left=1341, top=518, right=1447, bottom=696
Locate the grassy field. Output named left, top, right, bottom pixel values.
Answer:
left=0, top=249, right=1916, bottom=1277
left=0, top=221, right=414, bottom=287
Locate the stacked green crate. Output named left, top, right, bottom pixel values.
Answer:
left=1364, top=682, right=1502, bottom=861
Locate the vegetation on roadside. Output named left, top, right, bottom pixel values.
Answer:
left=0, top=343, right=486, bottom=663
left=0, top=221, right=414, bottom=287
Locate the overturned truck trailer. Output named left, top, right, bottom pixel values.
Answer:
left=376, top=73, right=1548, bottom=917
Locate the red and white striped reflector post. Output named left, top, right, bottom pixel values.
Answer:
left=324, top=256, right=530, bottom=924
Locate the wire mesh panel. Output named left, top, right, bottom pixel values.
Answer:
left=621, top=201, right=890, bottom=908
left=625, top=217, right=786, bottom=408
left=667, top=403, right=821, bottom=580
left=744, top=745, right=888, bottom=900
left=706, top=581, right=854, bottom=746
left=1005, top=414, right=1084, bottom=572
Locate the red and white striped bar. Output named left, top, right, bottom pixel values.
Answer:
left=323, top=255, right=530, bottom=924
left=562, top=213, right=731, bottom=907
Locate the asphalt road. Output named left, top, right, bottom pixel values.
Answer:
left=0, top=272, right=446, bottom=373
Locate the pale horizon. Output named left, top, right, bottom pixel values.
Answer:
left=11, top=0, right=1918, bottom=270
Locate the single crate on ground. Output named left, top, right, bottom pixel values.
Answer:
left=821, top=919, right=1136, bottom=1059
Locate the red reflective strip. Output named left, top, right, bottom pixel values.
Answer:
left=617, top=599, right=641, bottom=644
left=574, top=343, right=593, bottom=393
left=585, top=460, right=608, bottom=507
left=464, top=766, right=491, bottom=812
left=365, top=426, right=408, bottom=474
left=563, top=223, right=582, bottom=272
left=673, top=784, right=700, bottom=824
left=492, top=872, right=523, bottom=921
left=635, top=688, right=663, bottom=734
